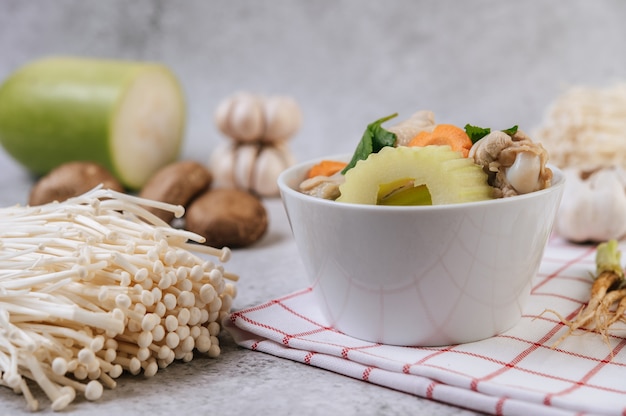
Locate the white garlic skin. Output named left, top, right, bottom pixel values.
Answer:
left=211, top=91, right=301, bottom=196
left=208, top=142, right=295, bottom=197
left=208, top=141, right=236, bottom=189
left=233, top=144, right=258, bottom=190
left=263, top=96, right=302, bottom=143
left=215, top=92, right=265, bottom=142
left=214, top=92, right=302, bottom=144
left=555, top=167, right=626, bottom=243
left=253, top=145, right=296, bottom=196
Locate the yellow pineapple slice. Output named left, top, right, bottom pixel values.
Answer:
left=337, top=145, right=493, bottom=205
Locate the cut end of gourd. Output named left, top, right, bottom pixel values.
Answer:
left=111, top=67, right=185, bottom=189
left=337, top=145, right=494, bottom=206
left=0, top=57, right=186, bottom=190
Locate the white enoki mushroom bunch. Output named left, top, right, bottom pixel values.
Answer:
left=0, top=187, right=237, bottom=411
left=534, top=83, right=626, bottom=171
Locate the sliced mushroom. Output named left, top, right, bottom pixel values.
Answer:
left=299, top=172, right=345, bottom=200
left=469, top=130, right=552, bottom=197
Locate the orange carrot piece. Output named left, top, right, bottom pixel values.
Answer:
left=407, top=124, right=473, bottom=157
left=307, top=160, right=348, bottom=178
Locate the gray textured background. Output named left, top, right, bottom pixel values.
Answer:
left=2, top=0, right=626, bottom=205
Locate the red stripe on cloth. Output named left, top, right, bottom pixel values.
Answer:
left=232, top=310, right=291, bottom=338
left=531, top=291, right=589, bottom=306
left=232, top=287, right=338, bottom=348
left=402, top=345, right=457, bottom=375
left=282, top=326, right=331, bottom=346
left=545, top=338, right=626, bottom=406
left=275, top=290, right=330, bottom=328
left=495, top=397, right=507, bottom=416
left=230, top=287, right=312, bottom=318
left=362, top=367, right=373, bottom=381
left=532, top=245, right=595, bottom=294
left=425, top=381, right=437, bottom=399
left=468, top=336, right=543, bottom=391
left=341, top=343, right=384, bottom=360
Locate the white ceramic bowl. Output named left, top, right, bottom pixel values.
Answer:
left=278, top=154, right=565, bottom=346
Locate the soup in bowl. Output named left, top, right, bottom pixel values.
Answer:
left=278, top=153, right=565, bottom=346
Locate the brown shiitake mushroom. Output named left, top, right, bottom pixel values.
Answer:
left=138, top=160, right=213, bottom=224
left=185, top=188, right=268, bottom=248
left=29, top=161, right=124, bottom=206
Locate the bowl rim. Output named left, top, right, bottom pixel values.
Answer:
left=277, top=152, right=566, bottom=212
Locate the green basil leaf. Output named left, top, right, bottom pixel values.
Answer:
left=464, top=124, right=491, bottom=144
left=341, top=113, right=398, bottom=174
left=502, top=125, right=518, bottom=136
left=465, top=124, right=519, bottom=144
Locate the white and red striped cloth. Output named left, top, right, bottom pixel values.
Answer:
left=225, top=237, right=626, bottom=416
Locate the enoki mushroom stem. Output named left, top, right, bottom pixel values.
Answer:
left=0, top=187, right=237, bottom=411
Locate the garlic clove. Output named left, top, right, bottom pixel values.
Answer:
left=263, top=96, right=302, bottom=143
left=555, top=168, right=626, bottom=242
left=233, top=144, right=259, bottom=190
left=214, top=96, right=235, bottom=138
left=505, top=151, right=541, bottom=194
left=208, top=141, right=236, bottom=189
left=555, top=171, right=594, bottom=242
left=589, top=172, right=626, bottom=240
left=229, top=93, right=265, bottom=142
left=253, top=145, right=293, bottom=197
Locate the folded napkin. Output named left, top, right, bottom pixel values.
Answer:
left=224, top=237, right=626, bottom=416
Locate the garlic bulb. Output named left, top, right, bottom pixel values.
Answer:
left=209, top=141, right=295, bottom=197
left=214, top=92, right=302, bottom=143
left=214, top=92, right=265, bottom=142
left=210, top=91, right=300, bottom=197
left=263, top=95, right=302, bottom=143
left=555, top=167, right=626, bottom=243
